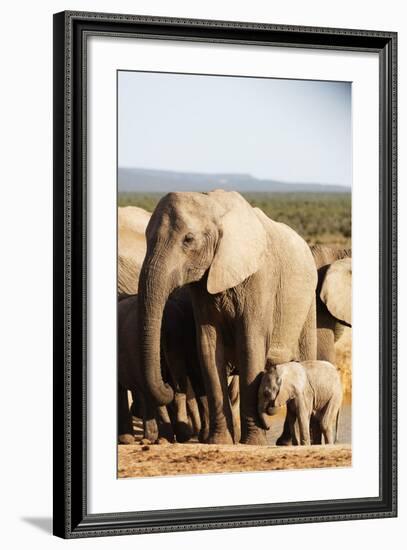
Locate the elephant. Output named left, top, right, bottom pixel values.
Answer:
left=118, top=206, right=210, bottom=443
left=258, top=360, right=343, bottom=445
left=276, top=245, right=351, bottom=446
left=118, top=206, right=151, bottom=295
left=118, top=290, right=208, bottom=444
left=311, top=245, right=352, bottom=363
left=137, top=190, right=318, bottom=445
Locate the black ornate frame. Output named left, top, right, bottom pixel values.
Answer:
left=53, top=11, right=397, bottom=538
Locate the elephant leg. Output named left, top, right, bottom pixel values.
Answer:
left=157, top=405, right=174, bottom=442
left=276, top=411, right=293, bottom=446
left=118, top=383, right=134, bottom=444
left=197, top=395, right=210, bottom=443
left=299, top=299, right=317, bottom=361
left=173, top=391, right=193, bottom=443
left=322, top=424, right=335, bottom=445
left=130, top=390, right=143, bottom=418
left=198, top=324, right=233, bottom=445
left=228, top=375, right=241, bottom=444
left=140, top=392, right=159, bottom=443
left=239, top=334, right=268, bottom=446
left=187, top=396, right=202, bottom=437
left=310, top=417, right=322, bottom=444
left=185, top=377, right=202, bottom=436
left=187, top=364, right=209, bottom=442
left=287, top=406, right=299, bottom=446
left=162, top=348, right=193, bottom=442
left=297, top=401, right=311, bottom=445
left=316, top=309, right=336, bottom=363
left=321, top=398, right=341, bottom=444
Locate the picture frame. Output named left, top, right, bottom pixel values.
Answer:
left=53, top=10, right=397, bottom=539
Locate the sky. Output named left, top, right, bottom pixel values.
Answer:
left=118, top=71, right=351, bottom=187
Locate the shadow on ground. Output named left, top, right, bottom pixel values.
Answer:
left=21, top=517, right=52, bottom=534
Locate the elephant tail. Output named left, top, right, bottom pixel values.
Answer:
left=335, top=408, right=340, bottom=444
left=228, top=375, right=239, bottom=407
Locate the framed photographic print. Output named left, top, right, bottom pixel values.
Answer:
left=53, top=11, right=397, bottom=538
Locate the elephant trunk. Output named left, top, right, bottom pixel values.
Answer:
left=258, top=398, right=279, bottom=430
left=257, top=394, right=271, bottom=430
left=258, top=411, right=271, bottom=430
left=138, top=258, right=175, bottom=406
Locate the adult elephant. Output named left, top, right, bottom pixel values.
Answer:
left=138, top=190, right=317, bottom=445
left=276, top=245, right=351, bottom=446
left=311, top=245, right=352, bottom=363
left=118, top=205, right=208, bottom=443
left=118, top=206, right=151, bottom=295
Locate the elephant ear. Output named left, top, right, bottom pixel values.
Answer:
left=320, top=258, right=352, bottom=326
left=274, top=375, right=290, bottom=407
left=207, top=191, right=267, bottom=294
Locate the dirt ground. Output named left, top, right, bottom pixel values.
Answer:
left=118, top=443, right=352, bottom=478
left=118, top=398, right=352, bottom=478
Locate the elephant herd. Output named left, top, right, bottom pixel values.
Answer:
left=118, top=190, right=352, bottom=447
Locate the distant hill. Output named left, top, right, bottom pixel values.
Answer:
left=118, top=167, right=351, bottom=194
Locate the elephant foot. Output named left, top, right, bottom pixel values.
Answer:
left=207, top=431, right=234, bottom=445
left=144, top=419, right=159, bottom=443
left=175, top=422, right=193, bottom=443
left=118, top=433, right=135, bottom=445
left=159, top=422, right=175, bottom=443
left=156, top=437, right=171, bottom=445
left=198, top=427, right=210, bottom=443
left=276, top=435, right=293, bottom=446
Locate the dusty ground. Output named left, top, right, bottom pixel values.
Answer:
left=118, top=399, right=352, bottom=478
left=118, top=443, right=352, bottom=478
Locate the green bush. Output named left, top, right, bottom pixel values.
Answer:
left=118, top=192, right=351, bottom=246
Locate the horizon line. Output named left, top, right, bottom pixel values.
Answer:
left=118, top=165, right=351, bottom=189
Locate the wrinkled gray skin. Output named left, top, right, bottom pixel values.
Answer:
left=258, top=360, right=343, bottom=445
left=118, top=291, right=207, bottom=444
left=138, top=190, right=317, bottom=445
left=276, top=246, right=351, bottom=446
left=312, top=246, right=352, bottom=363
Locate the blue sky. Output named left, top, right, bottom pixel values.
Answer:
left=118, top=71, right=351, bottom=187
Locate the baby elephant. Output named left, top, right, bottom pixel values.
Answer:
left=258, top=360, right=342, bottom=445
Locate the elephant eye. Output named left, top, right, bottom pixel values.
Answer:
left=183, top=233, right=195, bottom=245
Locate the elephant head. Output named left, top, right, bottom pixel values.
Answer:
left=138, top=190, right=267, bottom=406
left=257, top=361, right=308, bottom=430
left=319, top=257, right=352, bottom=327
left=257, top=362, right=285, bottom=429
